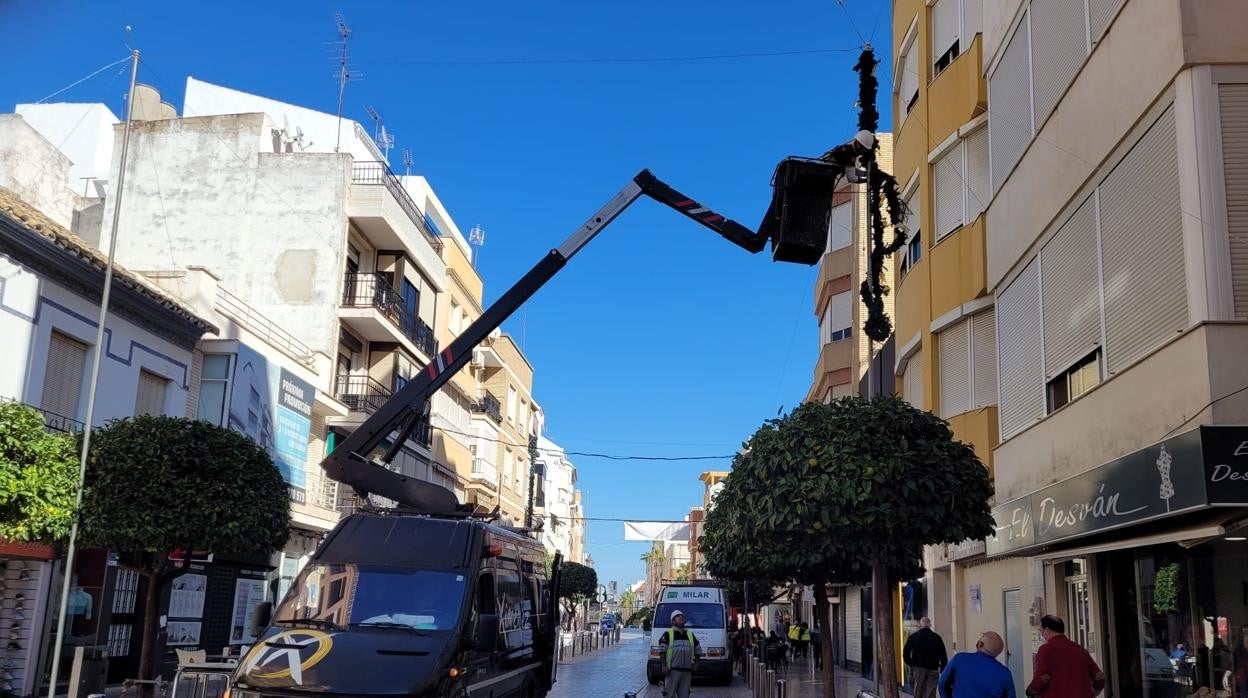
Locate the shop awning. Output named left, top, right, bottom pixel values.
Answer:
left=987, top=425, right=1248, bottom=558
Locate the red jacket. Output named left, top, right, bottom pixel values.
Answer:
left=1026, top=634, right=1106, bottom=697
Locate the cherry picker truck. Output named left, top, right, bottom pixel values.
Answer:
left=231, top=131, right=879, bottom=698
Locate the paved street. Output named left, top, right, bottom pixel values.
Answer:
left=549, top=631, right=900, bottom=697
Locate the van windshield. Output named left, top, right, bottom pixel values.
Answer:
left=275, top=563, right=468, bottom=631
left=654, top=603, right=724, bottom=629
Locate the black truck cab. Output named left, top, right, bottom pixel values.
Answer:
left=232, top=511, right=558, bottom=698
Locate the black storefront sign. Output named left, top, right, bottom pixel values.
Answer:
left=987, top=426, right=1248, bottom=556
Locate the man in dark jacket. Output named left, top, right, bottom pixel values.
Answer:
left=904, top=617, right=948, bottom=698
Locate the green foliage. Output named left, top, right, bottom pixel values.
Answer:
left=79, top=416, right=291, bottom=557
left=626, top=606, right=653, bottom=628
left=558, top=561, right=598, bottom=605
left=675, top=562, right=690, bottom=582
left=702, top=396, right=994, bottom=585
left=722, top=577, right=788, bottom=612
left=0, top=403, right=79, bottom=543
left=1153, top=563, right=1182, bottom=614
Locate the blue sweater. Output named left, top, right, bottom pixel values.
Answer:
left=937, top=651, right=1016, bottom=698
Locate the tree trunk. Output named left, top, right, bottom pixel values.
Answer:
left=137, top=570, right=161, bottom=697
left=812, top=575, right=838, bottom=698
left=873, top=555, right=900, bottom=698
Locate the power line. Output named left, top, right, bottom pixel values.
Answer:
left=835, top=0, right=868, bottom=47
left=32, top=55, right=132, bottom=104
left=375, top=47, right=860, bottom=67
left=432, top=421, right=734, bottom=461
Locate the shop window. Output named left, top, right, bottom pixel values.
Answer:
left=1047, top=349, right=1101, bottom=412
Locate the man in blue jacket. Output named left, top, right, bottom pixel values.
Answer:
left=937, top=631, right=1016, bottom=698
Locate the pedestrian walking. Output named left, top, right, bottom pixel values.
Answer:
left=810, top=622, right=823, bottom=669
left=1025, top=615, right=1106, bottom=697
left=904, top=617, right=948, bottom=698
left=658, top=610, right=702, bottom=698
left=937, top=631, right=1015, bottom=698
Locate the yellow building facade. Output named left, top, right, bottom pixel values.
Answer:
left=890, top=0, right=1015, bottom=688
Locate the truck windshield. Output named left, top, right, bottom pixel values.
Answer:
left=275, top=563, right=467, bottom=631
left=654, top=603, right=724, bottom=629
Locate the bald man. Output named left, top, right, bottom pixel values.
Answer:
left=937, top=631, right=1016, bottom=698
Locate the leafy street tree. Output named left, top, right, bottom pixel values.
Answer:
left=0, top=403, right=78, bottom=544
left=702, top=397, right=993, bottom=698
left=80, top=416, right=291, bottom=685
left=557, top=561, right=598, bottom=630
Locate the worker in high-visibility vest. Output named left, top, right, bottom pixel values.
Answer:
left=658, top=610, right=702, bottom=698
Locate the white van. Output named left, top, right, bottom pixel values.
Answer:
left=646, top=583, right=732, bottom=685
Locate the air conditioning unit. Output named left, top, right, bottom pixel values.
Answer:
left=470, top=349, right=484, bottom=368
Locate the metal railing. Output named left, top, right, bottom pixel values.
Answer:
left=335, top=374, right=392, bottom=415
left=472, top=391, right=503, bottom=423
left=333, top=374, right=432, bottom=447
left=0, top=397, right=84, bottom=433
left=215, top=286, right=316, bottom=368
left=350, top=161, right=443, bottom=251
left=341, top=272, right=438, bottom=357
left=471, top=458, right=499, bottom=486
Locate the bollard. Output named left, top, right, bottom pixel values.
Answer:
left=766, top=669, right=775, bottom=698
left=625, top=693, right=637, bottom=698
left=776, top=678, right=786, bottom=698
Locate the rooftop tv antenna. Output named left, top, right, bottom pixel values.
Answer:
left=378, top=124, right=394, bottom=161
left=468, top=224, right=485, bottom=266
left=331, top=11, right=363, bottom=153
left=402, top=148, right=414, bottom=176
left=364, top=104, right=381, bottom=141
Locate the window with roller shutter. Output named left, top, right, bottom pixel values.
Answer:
left=1040, top=196, right=1100, bottom=377
left=938, top=309, right=997, bottom=418
left=898, top=32, right=920, bottom=119
left=988, top=11, right=1033, bottom=194
left=972, top=310, right=998, bottom=409
left=931, top=0, right=960, bottom=75
left=1029, top=0, right=1087, bottom=127
left=902, top=351, right=925, bottom=410
left=996, top=260, right=1045, bottom=440
left=933, top=126, right=988, bottom=241
left=1087, top=0, right=1123, bottom=45
left=41, top=332, right=88, bottom=422
left=134, top=370, right=169, bottom=416
left=1221, top=84, right=1248, bottom=319
left=1098, top=105, right=1185, bottom=374
left=933, top=148, right=964, bottom=239
left=939, top=320, right=971, bottom=418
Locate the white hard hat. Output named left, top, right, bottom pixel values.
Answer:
left=671, top=610, right=684, bottom=622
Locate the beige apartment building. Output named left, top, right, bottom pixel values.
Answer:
left=969, top=0, right=1248, bottom=695
left=475, top=332, right=541, bottom=526
left=808, top=135, right=896, bottom=404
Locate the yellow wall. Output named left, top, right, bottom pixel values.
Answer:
left=929, top=217, right=988, bottom=319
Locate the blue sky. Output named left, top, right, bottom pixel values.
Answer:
left=1, top=1, right=891, bottom=590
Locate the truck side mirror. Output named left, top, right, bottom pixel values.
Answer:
left=475, top=614, right=499, bottom=652
left=250, top=602, right=273, bottom=639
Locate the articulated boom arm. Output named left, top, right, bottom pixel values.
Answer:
left=321, top=169, right=768, bottom=514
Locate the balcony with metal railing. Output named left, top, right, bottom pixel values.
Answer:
left=471, top=458, right=499, bottom=486
left=333, top=375, right=432, bottom=448
left=472, top=391, right=503, bottom=424
left=340, top=272, right=438, bottom=358
left=335, top=374, right=392, bottom=415
left=350, top=161, right=442, bottom=252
